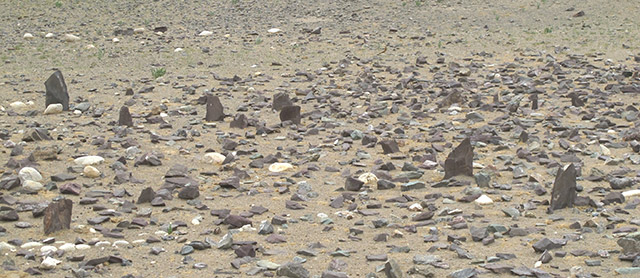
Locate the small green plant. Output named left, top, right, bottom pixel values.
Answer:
left=167, top=222, right=173, bottom=235
left=415, top=0, right=423, bottom=6
left=231, top=0, right=239, bottom=4
left=96, top=48, right=104, bottom=60
left=255, top=37, right=263, bottom=45
left=152, top=67, right=166, bottom=79
left=54, top=1, right=62, bottom=8
left=438, top=40, right=442, bottom=48
left=543, top=27, right=553, bottom=34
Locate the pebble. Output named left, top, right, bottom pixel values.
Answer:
left=83, top=166, right=101, bottom=178
left=44, top=103, right=63, bottom=114
left=203, top=152, right=225, bottom=164
left=59, top=243, right=76, bottom=252
left=64, top=34, right=80, bottom=42
left=40, top=257, right=61, bottom=269
left=18, top=167, right=43, bottom=182
left=268, top=28, right=281, bottom=33
left=198, top=30, right=213, bottom=36
left=74, top=155, right=105, bottom=166
left=475, top=195, right=493, bottom=205
left=269, top=162, right=294, bottom=172
left=22, top=180, right=44, bottom=191
left=23, top=33, right=34, bottom=39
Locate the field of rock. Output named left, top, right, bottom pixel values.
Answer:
left=1, top=0, right=640, bottom=278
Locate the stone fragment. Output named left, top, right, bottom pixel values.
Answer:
left=137, top=187, right=155, bottom=204
left=178, top=186, right=200, bottom=200
left=43, top=199, right=72, bottom=235
left=45, top=70, right=69, bottom=110
left=345, top=176, right=364, bottom=191
left=276, top=262, right=309, bottom=278
left=230, top=114, right=248, bottom=128
left=443, top=138, right=473, bottom=179
left=549, top=163, right=577, bottom=212
left=280, top=105, right=301, bottom=124
left=205, top=95, right=224, bottom=122
left=384, top=259, right=403, bottom=278
left=118, top=106, right=133, bottom=127
left=380, top=140, right=400, bottom=154
left=273, top=92, right=293, bottom=111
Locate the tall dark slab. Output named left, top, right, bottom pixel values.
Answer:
left=443, top=137, right=474, bottom=179
left=205, top=95, right=224, bottom=122
left=549, top=163, right=577, bottom=212
left=43, top=199, right=72, bottom=235
left=273, top=92, right=292, bottom=111
left=118, top=106, right=133, bottom=127
left=45, top=70, right=70, bottom=111
left=279, top=105, right=301, bottom=124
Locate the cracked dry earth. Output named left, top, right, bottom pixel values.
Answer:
left=2, top=0, right=640, bottom=278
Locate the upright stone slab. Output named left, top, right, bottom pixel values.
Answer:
left=380, top=140, right=400, bottom=154
left=549, top=163, right=577, bottom=212
left=443, top=137, right=474, bottom=179
left=45, top=70, right=69, bottom=111
left=118, top=106, right=133, bottom=127
left=230, top=114, right=248, bottom=129
left=273, top=92, right=292, bottom=111
left=279, top=105, right=301, bottom=124
left=205, top=95, right=224, bottom=122
left=43, top=199, right=72, bottom=235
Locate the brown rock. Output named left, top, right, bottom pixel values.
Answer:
left=443, top=138, right=474, bottom=179
left=43, top=199, right=72, bottom=235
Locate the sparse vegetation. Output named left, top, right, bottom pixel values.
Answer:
left=255, top=37, right=263, bottom=45
left=152, top=67, right=166, bottom=79
left=167, top=222, right=173, bottom=235
left=544, top=27, right=553, bottom=34
left=54, top=1, right=62, bottom=8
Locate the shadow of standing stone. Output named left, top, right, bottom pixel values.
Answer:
left=443, top=137, right=473, bottom=179
left=549, top=163, right=577, bottom=212
left=45, top=70, right=70, bottom=111
left=43, top=199, right=72, bottom=235
left=205, top=95, right=224, bottom=122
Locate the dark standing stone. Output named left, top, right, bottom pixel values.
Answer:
left=549, top=163, right=577, bottom=212
left=529, top=94, right=538, bottom=110
left=178, top=186, right=200, bottom=200
left=118, top=106, right=133, bottom=127
left=137, top=187, right=155, bottom=204
left=45, top=70, right=69, bottom=111
left=380, top=140, right=400, bottom=154
left=230, top=114, right=248, bottom=129
left=43, top=199, right=72, bottom=235
left=280, top=105, right=301, bottom=124
left=273, top=92, right=292, bottom=111
left=205, top=95, right=224, bottom=122
left=345, top=176, right=364, bottom=191
left=276, top=262, right=310, bottom=278
left=443, top=138, right=474, bottom=179
left=384, top=259, right=403, bottom=278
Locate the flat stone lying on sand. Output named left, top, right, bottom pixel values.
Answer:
left=44, top=103, right=63, bottom=115
left=74, top=156, right=105, bottom=166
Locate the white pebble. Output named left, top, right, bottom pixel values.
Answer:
left=198, top=30, right=213, bottom=36
left=268, top=28, right=281, bottom=34
left=0, top=242, right=17, bottom=253
left=191, top=216, right=202, bottom=225
left=45, top=33, right=55, bottom=38
left=475, top=194, right=493, bottom=205
left=95, top=241, right=111, bottom=248
left=23, top=33, right=34, bottom=39
left=44, top=103, right=63, bottom=114
left=203, top=152, right=226, bottom=164
left=83, top=165, right=101, bottom=178
left=131, top=239, right=146, bottom=246
left=623, top=189, right=640, bottom=198
left=75, top=244, right=90, bottom=250
left=112, top=240, right=129, bottom=247
left=134, top=27, right=145, bottom=33
left=85, top=44, right=96, bottom=49
left=269, top=162, right=293, bottom=172
left=21, top=242, right=43, bottom=249
left=64, top=34, right=80, bottom=42
left=59, top=243, right=75, bottom=252
left=409, top=203, right=423, bottom=211
left=174, top=47, right=184, bottom=52
left=112, top=37, right=120, bottom=43
left=40, top=245, right=58, bottom=253
left=19, top=167, right=43, bottom=182
left=22, top=180, right=43, bottom=191
left=40, top=257, right=61, bottom=270
left=155, top=230, right=168, bottom=237
left=358, top=172, right=378, bottom=185
left=74, top=155, right=105, bottom=166
left=10, top=101, right=27, bottom=109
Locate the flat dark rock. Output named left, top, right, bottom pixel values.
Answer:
left=118, top=106, right=133, bottom=127
left=45, top=70, right=69, bottom=111
left=380, top=140, right=400, bottom=154
left=43, top=199, right=72, bottom=235
left=279, top=105, right=301, bottom=124
left=549, top=163, right=577, bottom=212
left=205, top=95, right=225, bottom=122
left=443, top=137, right=473, bottom=179
left=345, top=176, right=364, bottom=191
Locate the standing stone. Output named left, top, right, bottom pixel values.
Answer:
left=118, top=106, right=133, bottom=127
left=443, top=138, right=474, bottom=179
left=529, top=94, right=538, bottom=110
left=43, top=199, right=72, bottom=235
left=205, top=95, right=224, bottom=122
left=384, top=259, right=404, bottom=278
left=280, top=105, right=301, bottom=124
left=273, top=92, right=292, bottom=111
left=230, top=114, right=248, bottom=129
left=45, top=71, right=69, bottom=111
left=549, top=163, right=577, bottom=212
left=380, top=140, right=400, bottom=154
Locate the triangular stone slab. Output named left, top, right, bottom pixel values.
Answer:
left=43, top=199, right=72, bottom=235
left=443, top=137, right=474, bottom=179
left=549, top=163, right=577, bottom=212
left=380, top=140, right=400, bottom=154
left=279, top=105, right=301, bottom=124
left=45, top=70, right=69, bottom=111
left=118, top=106, right=133, bottom=127
left=205, top=95, right=224, bottom=122
left=230, top=114, right=248, bottom=129
left=273, top=92, right=292, bottom=111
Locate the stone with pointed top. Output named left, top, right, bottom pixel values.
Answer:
left=205, top=95, right=224, bottom=122
left=443, top=138, right=473, bottom=179
left=549, top=163, right=577, bottom=212
left=230, top=114, right=248, bottom=129
left=43, top=199, right=72, bottom=235
left=273, top=92, right=292, bottom=111
left=380, top=140, right=400, bottom=154
left=280, top=105, right=301, bottom=124
left=45, top=71, right=69, bottom=111
left=118, top=106, right=133, bottom=127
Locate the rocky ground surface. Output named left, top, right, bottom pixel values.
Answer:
left=1, top=0, right=640, bottom=277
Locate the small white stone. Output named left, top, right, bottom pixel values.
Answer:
left=95, top=241, right=111, bottom=248
left=75, top=244, right=90, bottom=250
left=134, top=27, right=145, bottom=33
left=409, top=203, right=423, bottom=211
left=174, top=47, right=184, bottom=52
left=155, top=230, right=168, bottom=237
left=269, top=162, right=293, bottom=172
left=191, top=216, right=202, bottom=225
left=22, top=180, right=44, bottom=191
left=45, top=33, right=55, bottom=38
left=623, top=189, right=640, bottom=198
left=357, top=172, right=378, bottom=185
left=23, top=33, right=34, bottom=39
left=0, top=242, right=17, bottom=253
left=40, top=257, right=61, bottom=269
left=21, top=242, right=43, bottom=249
left=85, top=44, right=96, bottom=49
left=10, top=101, right=27, bottom=109
left=112, top=240, right=129, bottom=247
left=83, top=165, right=101, bottom=178
left=267, top=28, right=281, bottom=34
left=599, top=144, right=611, bottom=156
left=40, top=245, right=58, bottom=253
left=74, top=155, right=105, bottom=166
left=198, top=30, right=213, bottom=36
left=44, top=103, right=63, bottom=114
left=317, top=213, right=328, bottom=218
left=131, top=239, right=146, bottom=246
left=203, top=152, right=226, bottom=164
left=112, top=37, right=120, bottom=43
left=475, top=194, right=493, bottom=205
left=534, top=260, right=542, bottom=268
left=64, top=34, right=80, bottom=42
left=473, top=162, right=485, bottom=169
left=19, top=167, right=43, bottom=182
left=59, top=243, right=75, bottom=252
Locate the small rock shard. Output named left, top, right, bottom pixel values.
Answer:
left=205, top=95, right=224, bottom=122
left=549, top=163, right=577, bottom=212
left=43, top=199, right=72, bottom=235
left=280, top=105, right=301, bottom=124
left=118, top=106, right=133, bottom=127
left=45, top=70, right=69, bottom=111
left=443, top=138, right=474, bottom=179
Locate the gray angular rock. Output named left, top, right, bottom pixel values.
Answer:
left=43, top=199, right=72, bottom=235
left=345, top=176, right=364, bottom=191
left=273, top=92, right=293, bottom=111
left=230, top=113, right=248, bottom=128
left=443, top=138, right=473, bottom=179
left=118, top=106, right=133, bottom=127
left=205, top=95, right=224, bottom=122
left=549, top=163, right=577, bottom=212
left=280, top=105, right=301, bottom=124
left=276, top=262, right=310, bottom=278
left=384, top=259, right=403, bottom=278
left=380, top=140, right=400, bottom=154
left=45, top=70, right=69, bottom=111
